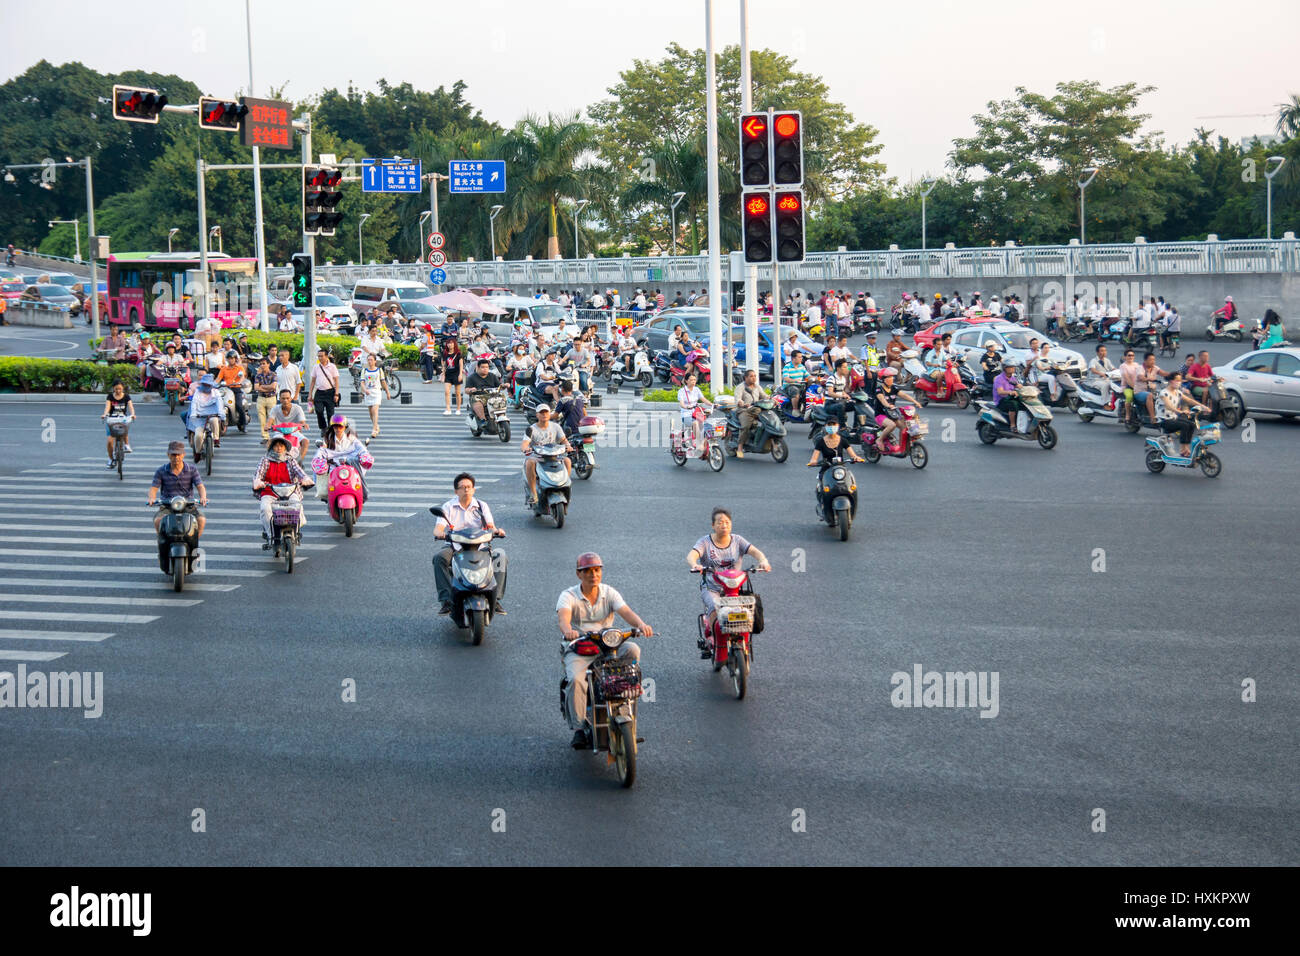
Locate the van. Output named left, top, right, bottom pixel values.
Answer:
left=475, top=295, right=573, bottom=341
left=351, top=278, right=436, bottom=319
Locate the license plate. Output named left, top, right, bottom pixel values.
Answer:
left=913, top=422, right=930, bottom=435
left=726, top=610, right=749, bottom=622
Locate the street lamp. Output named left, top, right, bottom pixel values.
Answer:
left=48, top=218, right=81, bottom=261
left=489, top=204, right=504, bottom=261
left=920, top=178, right=938, bottom=251
left=417, top=210, right=432, bottom=260
left=358, top=213, right=371, bottom=265
left=1078, top=166, right=1100, bottom=246
left=1265, top=156, right=1286, bottom=240
left=573, top=199, right=590, bottom=259
left=167, top=227, right=179, bottom=254
left=670, top=191, right=691, bottom=256
left=208, top=225, right=222, bottom=254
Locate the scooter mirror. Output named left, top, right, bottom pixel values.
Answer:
left=429, top=506, right=446, bottom=518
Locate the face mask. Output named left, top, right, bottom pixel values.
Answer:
left=825, top=426, right=839, bottom=436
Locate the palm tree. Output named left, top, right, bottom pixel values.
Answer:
left=1276, top=93, right=1300, bottom=140
left=403, top=126, right=507, bottom=261
left=620, top=136, right=710, bottom=254
left=502, top=113, right=598, bottom=260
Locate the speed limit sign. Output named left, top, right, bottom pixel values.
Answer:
left=428, top=250, right=446, bottom=267
left=427, top=231, right=446, bottom=250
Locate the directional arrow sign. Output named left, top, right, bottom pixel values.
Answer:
left=428, top=250, right=446, bottom=267
left=742, top=116, right=766, bottom=138
left=428, top=231, right=445, bottom=250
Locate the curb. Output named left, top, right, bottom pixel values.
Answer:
left=0, top=392, right=162, bottom=404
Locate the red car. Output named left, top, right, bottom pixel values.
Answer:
left=1, top=280, right=26, bottom=302
left=912, top=314, right=1007, bottom=349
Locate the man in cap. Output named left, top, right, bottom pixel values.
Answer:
left=521, top=404, right=572, bottom=507
left=252, top=432, right=314, bottom=548
left=148, top=440, right=208, bottom=538
left=884, top=327, right=907, bottom=368
left=556, top=552, right=655, bottom=749
left=185, top=374, right=226, bottom=461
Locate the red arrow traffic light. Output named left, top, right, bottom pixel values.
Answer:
left=742, top=116, right=766, bottom=139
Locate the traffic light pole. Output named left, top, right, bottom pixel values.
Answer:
left=301, top=116, right=317, bottom=391
left=740, top=0, right=759, bottom=379
left=703, top=0, right=725, bottom=394
left=768, top=108, right=782, bottom=391
left=197, top=159, right=209, bottom=331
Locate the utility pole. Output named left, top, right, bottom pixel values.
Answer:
left=740, top=0, right=759, bottom=378
left=246, top=0, right=271, bottom=333
left=703, top=0, right=724, bottom=391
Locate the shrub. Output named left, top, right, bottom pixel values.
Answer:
left=0, top=357, right=142, bottom=393
left=642, top=383, right=718, bottom=403
left=90, top=331, right=421, bottom=370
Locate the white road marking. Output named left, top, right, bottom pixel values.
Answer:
left=0, top=629, right=112, bottom=642
left=0, top=649, right=68, bottom=661
left=0, top=593, right=203, bottom=608
left=2, top=610, right=157, bottom=624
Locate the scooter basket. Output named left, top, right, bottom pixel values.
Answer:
left=594, top=661, right=642, bottom=702
left=271, top=506, right=301, bottom=526
left=714, top=594, right=755, bottom=634
left=909, top=420, right=930, bottom=436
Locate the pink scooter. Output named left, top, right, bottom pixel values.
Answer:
left=312, top=447, right=373, bottom=538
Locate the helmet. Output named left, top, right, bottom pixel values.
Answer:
left=1002, top=360, right=1020, bottom=371
left=164, top=342, right=177, bottom=351
left=329, top=413, right=349, bottom=430
left=902, top=293, right=912, bottom=301
left=879, top=367, right=897, bottom=378
left=934, top=293, right=943, bottom=299
left=140, top=332, right=152, bottom=339
left=576, top=552, right=603, bottom=570
left=1225, top=296, right=1233, bottom=302
left=890, top=328, right=903, bottom=336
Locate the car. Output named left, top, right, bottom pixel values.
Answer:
left=700, top=325, right=823, bottom=379
left=912, top=315, right=1006, bottom=350
left=351, top=278, right=435, bottom=318
left=1, top=280, right=26, bottom=302
left=634, top=308, right=714, bottom=353
left=1214, top=348, right=1300, bottom=420
left=42, top=272, right=85, bottom=291
left=316, top=283, right=352, bottom=310
left=465, top=286, right=512, bottom=298
left=946, top=323, right=1086, bottom=377
left=18, top=283, right=82, bottom=313
left=0, top=268, right=24, bottom=283
left=307, top=293, right=355, bottom=327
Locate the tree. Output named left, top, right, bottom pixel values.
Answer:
left=311, top=79, right=497, bottom=161
left=1276, top=93, right=1300, bottom=140
left=500, top=113, right=599, bottom=260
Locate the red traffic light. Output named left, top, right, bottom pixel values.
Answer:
left=777, top=194, right=801, bottom=212
left=742, top=116, right=767, bottom=139
left=774, top=113, right=800, bottom=138
left=112, top=84, right=168, bottom=124
left=745, top=195, right=769, bottom=216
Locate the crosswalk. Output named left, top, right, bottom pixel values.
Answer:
left=0, top=404, right=536, bottom=664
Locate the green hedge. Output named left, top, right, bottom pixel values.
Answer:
left=90, top=331, right=422, bottom=369
left=0, top=357, right=142, bottom=393
left=642, top=384, right=720, bottom=403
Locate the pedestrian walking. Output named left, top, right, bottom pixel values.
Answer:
left=308, top=347, right=341, bottom=437
left=360, top=352, right=392, bottom=440
left=442, top=338, right=464, bottom=415
left=253, top=357, right=277, bottom=443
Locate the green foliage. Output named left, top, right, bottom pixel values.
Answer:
left=0, top=357, right=140, bottom=392
left=642, top=384, right=717, bottom=403
left=311, top=79, right=497, bottom=162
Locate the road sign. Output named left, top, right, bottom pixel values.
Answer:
left=448, top=160, right=506, bottom=194
left=428, top=250, right=446, bottom=267
left=429, top=268, right=447, bottom=285
left=361, top=158, right=422, bottom=193
left=242, top=97, right=293, bottom=150
left=428, top=231, right=446, bottom=250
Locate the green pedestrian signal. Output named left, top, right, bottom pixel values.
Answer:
left=292, top=253, right=312, bottom=307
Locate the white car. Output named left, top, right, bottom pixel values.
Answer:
left=947, top=323, right=1086, bottom=377
left=1214, top=348, right=1300, bottom=419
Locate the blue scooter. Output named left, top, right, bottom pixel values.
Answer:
left=1143, top=419, right=1222, bottom=478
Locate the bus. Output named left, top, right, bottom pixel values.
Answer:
left=101, top=252, right=261, bottom=330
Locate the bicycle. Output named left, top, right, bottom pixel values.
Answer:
left=105, top=414, right=132, bottom=481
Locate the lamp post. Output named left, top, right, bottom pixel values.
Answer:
left=1078, top=166, right=1099, bottom=246
left=358, top=213, right=371, bottom=265
left=573, top=199, right=590, bottom=259
left=1265, top=156, right=1286, bottom=240
left=669, top=191, right=687, bottom=256
left=167, top=227, right=179, bottom=253
left=48, top=219, right=81, bottom=261
left=417, top=210, right=432, bottom=260
left=920, top=178, right=937, bottom=251
left=489, top=204, right=504, bottom=261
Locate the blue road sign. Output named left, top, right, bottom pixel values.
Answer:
left=361, top=158, right=422, bottom=193
left=429, top=268, right=447, bottom=285
left=448, top=160, right=506, bottom=194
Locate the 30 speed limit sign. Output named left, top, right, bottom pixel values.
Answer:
left=428, top=250, right=446, bottom=267
left=427, top=231, right=446, bottom=250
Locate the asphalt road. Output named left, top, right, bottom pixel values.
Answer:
left=0, top=339, right=1296, bottom=866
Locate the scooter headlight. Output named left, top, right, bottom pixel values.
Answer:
left=599, top=627, right=626, bottom=649
left=462, top=564, right=492, bottom=587
left=337, top=467, right=351, bottom=482
left=169, top=496, right=186, bottom=512
left=831, top=467, right=846, bottom=482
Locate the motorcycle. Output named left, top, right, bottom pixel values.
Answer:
left=466, top=386, right=512, bottom=443
left=808, top=388, right=874, bottom=445
left=773, top=378, right=825, bottom=425
left=1144, top=419, right=1222, bottom=479
left=861, top=401, right=929, bottom=468
left=1190, top=376, right=1242, bottom=429
left=692, top=562, right=767, bottom=700
left=1075, top=371, right=1126, bottom=424
left=902, top=354, right=972, bottom=409
left=1029, top=364, right=1081, bottom=412
left=315, top=452, right=370, bottom=537
left=1060, top=317, right=1098, bottom=343
left=720, top=396, right=789, bottom=463
left=153, top=495, right=202, bottom=593
left=428, top=504, right=504, bottom=645
left=610, top=346, right=655, bottom=390
left=163, top=368, right=189, bottom=415
left=1250, top=318, right=1293, bottom=350
left=1157, top=329, right=1180, bottom=359
left=669, top=406, right=726, bottom=472
left=265, top=482, right=305, bottom=573
left=562, top=627, right=648, bottom=788
left=526, top=443, right=573, bottom=528
left=810, top=456, right=858, bottom=541
left=1205, top=317, right=1245, bottom=342
left=217, top=382, right=249, bottom=433
left=654, top=345, right=711, bottom=385
left=567, top=415, right=605, bottom=480
left=975, top=385, right=1058, bottom=449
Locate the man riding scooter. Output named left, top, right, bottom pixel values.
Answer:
left=433, top=472, right=507, bottom=616
left=185, top=375, right=226, bottom=461
left=993, top=360, right=1025, bottom=433
left=734, top=369, right=768, bottom=459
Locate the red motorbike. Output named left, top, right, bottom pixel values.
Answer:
left=662, top=346, right=711, bottom=386
left=861, top=401, right=930, bottom=469
left=902, top=356, right=971, bottom=409
left=693, top=563, right=767, bottom=700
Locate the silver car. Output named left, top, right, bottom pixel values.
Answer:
left=1214, top=348, right=1300, bottom=419
left=947, top=323, right=1086, bottom=377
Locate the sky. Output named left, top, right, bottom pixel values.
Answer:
left=2, top=0, right=1296, bottom=182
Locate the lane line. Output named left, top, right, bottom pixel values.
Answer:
left=0, top=549, right=309, bottom=563
left=0, top=593, right=204, bottom=608
left=0, top=649, right=67, bottom=661
left=2, top=610, right=158, bottom=624
left=0, top=562, right=270, bottom=577
left=0, top=578, right=240, bottom=592
left=0, top=537, right=338, bottom=551
left=0, top=630, right=112, bottom=643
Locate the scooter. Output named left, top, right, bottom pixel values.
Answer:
left=975, top=386, right=1058, bottom=449
left=428, top=504, right=505, bottom=645
left=526, top=443, right=573, bottom=528
left=315, top=452, right=370, bottom=537
left=218, top=382, right=249, bottom=433
left=773, top=378, right=825, bottom=425
left=562, top=627, right=648, bottom=788
left=1190, top=376, right=1242, bottom=429
left=466, top=386, right=512, bottom=443
left=809, top=456, right=858, bottom=541
left=1157, top=329, right=1180, bottom=358
left=154, top=495, right=202, bottom=592
left=1205, top=317, right=1245, bottom=342
left=266, top=482, right=305, bottom=573
left=1144, top=420, right=1222, bottom=478
left=903, top=355, right=972, bottom=409
left=692, top=562, right=767, bottom=700
left=721, top=397, right=789, bottom=462
left=670, top=406, right=726, bottom=472
left=568, top=415, right=605, bottom=480
left=1250, top=318, right=1293, bottom=350
left=610, top=346, right=654, bottom=390
left=1030, top=364, right=1081, bottom=412
left=655, top=346, right=711, bottom=385
left=861, top=402, right=929, bottom=469
left=808, top=389, right=874, bottom=445
left=1075, top=371, right=1126, bottom=424
left=163, top=368, right=189, bottom=415
left=1120, top=396, right=1163, bottom=435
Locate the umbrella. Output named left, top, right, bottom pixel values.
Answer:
left=425, top=289, right=507, bottom=315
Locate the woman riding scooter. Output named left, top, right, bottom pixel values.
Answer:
left=311, top=414, right=372, bottom=501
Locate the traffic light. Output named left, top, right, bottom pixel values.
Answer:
left=774, top=190, right=805, bottom=263
left=742, top=191, right=772, bottom=263
left=772, top=111, right=802, bottom=186
left=292, top=253, right=313, bottom=308
left=303, top=166, right=343, bottom=236
left=112, top=84, right=168, bottom=124
left=199, top=97, right=248, bottom=131
left=740, top=113, right=771, bottom=188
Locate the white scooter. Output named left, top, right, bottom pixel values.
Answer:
left=611, top=346, right=654, bottom=390
left=1075, top=369, right=1125, bottom=424
left=1205, top=317, right=1245, bottom=342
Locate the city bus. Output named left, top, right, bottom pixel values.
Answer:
left=101, top=252, right=261, bottom=330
